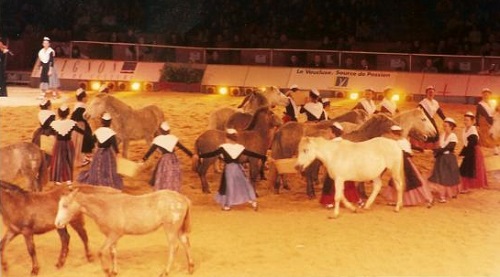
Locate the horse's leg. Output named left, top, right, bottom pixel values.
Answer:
left=110, top=242, right=119, bottom=276
left=122, top=140, right=129, bottom=159
left=178, top=232, right=194, bottom=274
left=197, top=158, right=214, bottom=193
left=305, top=161, right=320, bottom=198
left=364, top=177, right=382, bottom=209
left=0, top=229, right=19, bottom=271
left=330, top=178, right=345, bottom=219
left=160, top=224, right=179, bottom=277
left=393, top=175, right=404, bottom=213
left=69, top=215, right=94, bottom=262
left=55, top=228, right=70, bottom=269
left=22, top=231, right=40, bottom=275
left=99, top=235, right=119, bottom=277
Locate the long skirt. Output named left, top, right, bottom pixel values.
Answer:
left=50, top=140, right=75, bottom=182
left=382, top=158, right=433, bottom=206
left=48, top=67, right=60, bottom=89
left=428, top=153, right=460, bottom=198
left=215, top=163, right=256, bottom=207
left=320, top=179, right=360, bottom=206
left=71, top=122, right=85, bottom=165
left=461, top=146, right=488, bottom=190
left=77, top=148, right=123, bottom=189
left=478, top=117, right=497, bottom=148
left=150, top=153, right=181, bottom=191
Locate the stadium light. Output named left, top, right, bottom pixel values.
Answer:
left=489, top=99, right=498, bottom=109
left=349, top=92, right=359, bottom=100
left=91, top=81, right=101, bottom=91
left=218, top=86, right=228, bottom=95
left=131, top=82, right=141, bottom=91
left=391, top=94, right=400, bottom=102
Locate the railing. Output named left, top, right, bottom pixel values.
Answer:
left=7, top=39, right=500, bottom=75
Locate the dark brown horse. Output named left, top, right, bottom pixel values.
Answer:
left=0, top=181, right=93, bottom=275
left=193, top=107, right=279, bottom=193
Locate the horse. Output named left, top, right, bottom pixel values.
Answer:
left=207, top=86, right=289, bottom=130
left=54, top=185, right=194, bottom=277
left=270, top=109, right=436, bottom=196
left=84, top=94, right=165, bottom=158
left=477, top=113, right=500, bottom=148
left=0, top=142, right=48, bottom=191
left=193, top=107, right=279, bottom=193
left=295, top=137, right=405, bottom=218
left=0, top=181, right=92, bottom=276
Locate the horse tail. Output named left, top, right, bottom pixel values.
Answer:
left=270, top=127, right=284, bottom=159
left=181, top=199, right=192, bottom=234
left=38, top=148, right=49, bottom=191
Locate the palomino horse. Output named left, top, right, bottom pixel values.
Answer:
left=0, top=142, right=48, bottom=191
left=207, top=86, right=289, bottom=130
left=84, top=94, right=165, bottom=158
left=0, top=181, right=92, bottom=275
left=295, top=137, right=405, bottom=218
left=54, top=185, right=193, bottom=277
left=270, top=109, right=436, bottom=196
left=193, top=107, right=279, bottom=193
left=478, top=114, right=500, bottom=148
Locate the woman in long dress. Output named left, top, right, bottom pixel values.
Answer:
left=459, top=112, right=488, bottom=191
left=142, top=121, right=193, bottom=191
left=300, top=88, right=328, bottom=122
left=475, top=88, right=499, bottom=154
left=195, top=128, right=267, bottom=211
left=71, top=88, right=94, bottom=167
left=319, top=122, right=361, bottom=208
left=382, top=125, right=433, bottom=207
left=412, top=85, right=447, bottom=149
left=49, top=104, right=84, bottom=185
left=352, top=88, right=376, bottom=116
left=77, top=113, right=123, bottom=190
left=37, top=37, right=60, bottom=100
left=428, top=117, right=461, bottom=203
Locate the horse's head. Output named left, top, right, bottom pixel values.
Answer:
left=295, top=137, right=317, bottom=172
left=270, top=111, right=283, bottom=128
left=264, top=86, right=289, bottom=107
left=55, top=189, right=81, bottom=228
left=395, top=108, right=437, bottom=141
left=84, top=94, right=108, bottom=120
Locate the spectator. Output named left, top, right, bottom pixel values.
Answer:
left=422, top=58, right=438, bottom=73
left=288, top=54, right=302, bottom=67
left=309, top=54, right=325, bottom=68
left=359, top=58, right=370, bottom=70
left=343, top=56, right=355, bottom=69
left=441, top=60, right=461, bottom=74
left=54, top=45, right=67, bottom=58
left=71, top=46, right=89, bottom=59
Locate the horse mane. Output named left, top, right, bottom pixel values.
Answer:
left=251, top=91, right=269, bottom=107
left=0, top=180, right=28, bottom=194
left=245, top=106, right=269, bottom=130
left=343, top=114, right=395, bottom=142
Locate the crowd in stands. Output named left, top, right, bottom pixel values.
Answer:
left=2, top=0, right=499, bottom=72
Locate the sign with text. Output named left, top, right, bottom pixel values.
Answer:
left=31, top=59, right=164, bottom=82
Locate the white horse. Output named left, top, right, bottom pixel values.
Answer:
left=295, top=137, right=405, bottom=218
left=55, top=185, right=193, bottom=277
left=207, top=86, right=289, bottom=130
left=394, top=108, right=437, bottom=140
left=84, top=94, right=165, bottom=158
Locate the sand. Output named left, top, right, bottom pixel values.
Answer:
left=1, top=88, right=500, bottom=277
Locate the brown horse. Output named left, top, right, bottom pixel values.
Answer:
left=84, top=94, right=165, bottom=158
left=193, top=107, right=279, bottom=193
left=54, top=185, right=193, bottom=277
left=207, top=87, right=288, bottom=130
left=0, top=142, right=48, bottom=191
left=0, top=181, right=92, bottom=276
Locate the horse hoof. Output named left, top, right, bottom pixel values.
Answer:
left=188, top=263, right=195, bottom=274
left=274, top=188, right=280, bottom=194
left=87, top=253, right=95, bottom=262
left=283, top=185, right=291, bottom=190
left=31, top=267, right=40, bottom=276
left=393, top=207, right=400, bottom=213
left=2, top=262, right=8, bottom=272
left=55, top=261, right=65, bottom=269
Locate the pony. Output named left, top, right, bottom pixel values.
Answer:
left=54, top=185, right=194, bottom=277
left=0, top=142, right=48, bottom=191
left=270, top=109, right=436, bottom=196
left=295, top=137, right=405, bottom=218
left=193, top=107, right=279, bottom=193
left=84, top=94, right=165, bottom=158
left=478, top=113, right=500, bottom=148
left=0, top=181, right=92, bottom=275
left=207, top=86, right=289, bottom=130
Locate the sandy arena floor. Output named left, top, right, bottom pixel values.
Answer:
left=1, top=87, right=500, bottom=277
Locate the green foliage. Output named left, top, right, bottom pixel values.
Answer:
left=160, top=64, right=204, bottom=84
